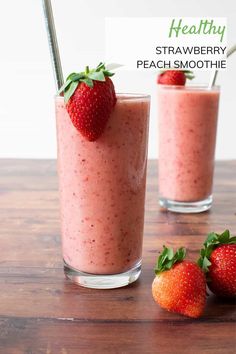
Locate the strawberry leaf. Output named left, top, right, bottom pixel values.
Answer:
left=199, top=255, right=211, bottom=268
left=64, top=81, right=79, bottom=103
left=154, top=246, right=186, bottom=275
left=175, top=247, right=186, bottom=261
left=203, top=257, right=212, bottom=269
left=218, top=229, right=230, bottom=243
left=58, top=79, right=72, bottom=95
left=103, top=70, right=115, bottom=77
left=167, top=247, right=174, bottom=260
left=198, top=230, right=236, bottom=272
left=58, top=72, right=85, bottom=96
left=66, top=72, right=77, bottom=81
left=184, top=70, right=194, bottom=80
left=204, top=232, right=219, bottom=248
left=88, top=71, right=105, bottom=81
left=59, top=63, right=115, bottom=102
left=229, top=236, right=236, bottom=244
left=70, top=72, right=85, bottom=82
left=164, top=260, right=174, bottom=270
left=96, top=62, right=106, bottom=71
left=185, top=74, right=194, bottom=80
left=80, top=78, right=93, bottom=88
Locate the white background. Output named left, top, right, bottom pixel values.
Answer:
left=106, top=17, right=227, bottom=70
left=0, top=0, right=235, bottom=159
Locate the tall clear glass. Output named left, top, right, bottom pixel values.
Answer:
left=158, top=85, right=220, bottom=213
left=55, top=94, right=150, bottom=288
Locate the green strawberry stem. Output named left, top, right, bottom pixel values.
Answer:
left=154, top=246, right=186, bottom=275
left=197, top=230, right=236, bottom=273
left=58, top=63, right=115, bottom=103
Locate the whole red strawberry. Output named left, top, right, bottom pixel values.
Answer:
left=58, top=63, right=116, bottom=141
left=152, top=247, right=206, bottom=318
left=198, top=230, right=236, bottom=298
left=157, top=70, right=194, bottom=85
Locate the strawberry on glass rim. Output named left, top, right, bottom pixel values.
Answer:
left=198, top=230, right=236, bottom=298
left=157, top=70, right=194, bottom=86
left=152, top=246, right=206, bottom=318
left=58, top=63, right=117, bottom=142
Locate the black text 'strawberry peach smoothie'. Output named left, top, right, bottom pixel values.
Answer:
left=158, top=84, right=220, bottom=213
left=56, top=90, right=150, bottom=288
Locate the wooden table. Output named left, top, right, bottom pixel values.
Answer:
left=0, top=159, right=235, bottom=354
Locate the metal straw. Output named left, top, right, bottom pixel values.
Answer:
left=42, top=0, right=64, bottom=91
left=208, top=44, right=236, bottom=88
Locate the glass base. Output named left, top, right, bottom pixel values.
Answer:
left=159, top=195, right=212, bottom=213
left=64, top=260, right=142, bottom=289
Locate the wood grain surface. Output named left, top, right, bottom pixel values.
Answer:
left=0, top=159, right=235, bottom=354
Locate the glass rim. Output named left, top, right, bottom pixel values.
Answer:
left=157, top=84, right=220, bottom=91
left=55, top=93, right=151, bottom=100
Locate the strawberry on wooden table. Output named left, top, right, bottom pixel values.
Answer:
left=157, top=70, right=194, bottom=85
left=198, top=230, right=236, bottom=298
left=58, top=63, right=116, bottom=141
left=152, top=246, right=206, bottom=318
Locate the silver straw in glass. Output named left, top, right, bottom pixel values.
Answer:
left=42, top=0, right=64, bottom=91
left=208, top=44, right=236, bottom=88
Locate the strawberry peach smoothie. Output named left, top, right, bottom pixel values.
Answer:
left=56, top=94, right=150, bottom=275
left=158, top=85, right=220, bottom=208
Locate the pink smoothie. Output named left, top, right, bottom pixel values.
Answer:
left=56, top=94, right=150, bottom=274
left=158, top=86, right=220, bottom=202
